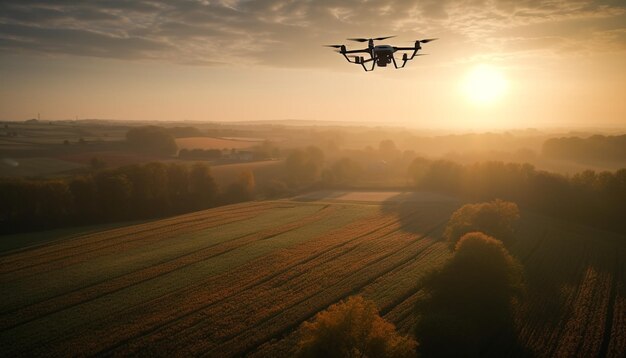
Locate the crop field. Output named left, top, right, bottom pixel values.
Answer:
left=176, top=137, right=261, bottom=150
left=0, top=192, right=624, bottom=357
left=0, top=157, right=85, bottom=177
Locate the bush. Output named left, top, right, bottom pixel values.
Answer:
left=298, top=296, right=416, bottom=358
left=415, top=232, right=524, bottom=357
left=444, top=199, right=520, bottom=248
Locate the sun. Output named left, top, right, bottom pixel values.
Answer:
left=462, top=64, right=507, bottom=105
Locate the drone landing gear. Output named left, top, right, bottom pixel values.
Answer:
left=359, top=57, right=377, bottom=72
left=391, top=55, right=407, bottom=69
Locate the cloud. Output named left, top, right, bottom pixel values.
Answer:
left=0, top=0, right=624, bottom=67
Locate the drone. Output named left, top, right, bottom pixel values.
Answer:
left=325, top=36, right=437, bottom=72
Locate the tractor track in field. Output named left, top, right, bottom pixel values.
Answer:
left=0, top=208, right=271, bottom=314
left=204, top=220, right=447, bottom=357
left=0, top=202, right=273, bottom=276
left=92, top=209, right=426, bottom=357
left=150, top=212, right=431, bottom=349
left=0, top=205, right=336, bottom=331
left=597, top=250, right=619, bottom=358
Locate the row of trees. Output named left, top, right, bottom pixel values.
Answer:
left=0, top=162, right=255, bottom=234
left=284, top=147, right=364, bottom=188
left=409, top=159, right=626, bottom=235
left=542, top=134, right=626, bottom=164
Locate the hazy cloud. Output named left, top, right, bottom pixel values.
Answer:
left=0, top=0, right=624, bottom=66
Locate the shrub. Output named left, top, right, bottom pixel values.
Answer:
left=298, top=296, right=416, bottom=358
left=444, top=199, right=520, bottom=248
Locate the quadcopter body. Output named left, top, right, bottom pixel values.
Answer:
left=326, top=36, right=437, bottom=72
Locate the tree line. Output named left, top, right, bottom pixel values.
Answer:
left=408, top=159, right=626, bottom=235
left=0, top=162, right=254, bottom=234
left=542, top=134, right=626, bottom=164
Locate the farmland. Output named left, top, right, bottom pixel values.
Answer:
left=0, top=192, right=624, bottom=357
left=176, top=137, right=262, bottom=150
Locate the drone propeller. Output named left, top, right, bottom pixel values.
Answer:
left=418, top=38, right=438, bottom=43
left=347, top=35, right=395, bottom=42
left=324, top=45, right=344, bottom=48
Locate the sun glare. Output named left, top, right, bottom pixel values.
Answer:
left=462, top=64, right=507, bottom=105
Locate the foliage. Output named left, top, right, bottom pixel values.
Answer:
left=415, top=232, right=524, bottom=357
left=444, top=199, right=520, bottom=248
left=322, top=158, right=362, bottom=186
left=298, top=296, right=417, bottom=358
left=408, top=158, right=626, bottom=235
left=223, top=170, right=255, bottom=203
left=379, top=139, right=400, bottom=160
left=543, top=134, right=626, bottom=164
left=126, top=125, right=178, bottom=156
left=0, top=162, right=218, bottom=233
left=285, top=146, right=325, bottom=186
left=252, top=140, right=281, bottom=160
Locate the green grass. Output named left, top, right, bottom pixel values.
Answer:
left=0, top=221, right=147, bottom=254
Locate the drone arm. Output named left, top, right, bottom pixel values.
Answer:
left=394, top=46, right=421, bottom=60
left=342, top=53, right=358, bottom=63
left=341, top=49, right=370, bottom=63
left=343, top=49, right=369, bottom=54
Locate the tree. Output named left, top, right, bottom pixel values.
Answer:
left=189, top=163, right=217, bottom=209
left=90, top=157, right=107, bottom=170
left=95, top=172, right=132, bottom=219
left=415, top=232, right=524, bottom=357
left=285, top=146, right=325, bottom=185
left=126, top=125, right=178, bottom=156
left=409, top=159, right=464, bottom=194
left=298, top=296, right=417, bottom=358
left=323, top=158, right=362, bottom=186
left=69, top=176, right=98, bottom=221
left=443, top=199, right=520, bottom=248
left=224, top=170, right=255, bottom=203
left=379, top=139, right=400, bottom=159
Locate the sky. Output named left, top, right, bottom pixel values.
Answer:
left=0, top=0, right=625, bottom=130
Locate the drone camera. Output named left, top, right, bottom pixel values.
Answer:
left=402, top=53, right=408, bottom=61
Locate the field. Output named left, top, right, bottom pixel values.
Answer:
left=0, top=157, right=85, bottom=177
left=0, top=192, right=624, bottom=357
left=176, top=137, right=262, bottom=150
